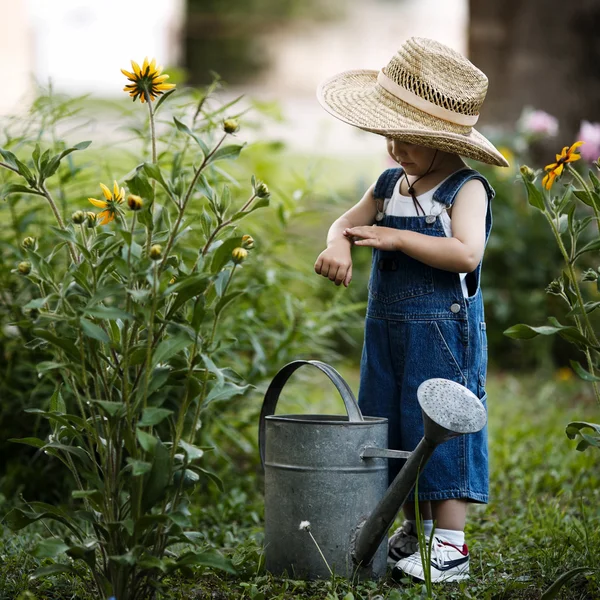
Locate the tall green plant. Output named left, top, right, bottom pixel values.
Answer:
left=505, top=142, right=600, bottom=451
left=1, top=60, right=271, bottom=599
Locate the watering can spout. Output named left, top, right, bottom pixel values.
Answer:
left=352, top=379, right=487, bottom=568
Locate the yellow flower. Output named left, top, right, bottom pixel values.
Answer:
left=88, top=180, right=125, bottom=225
left=555, top=366, right=573, bottom=382
left=542, top=141, right=584, bottom=190
left=121, top=57, right=176, bottom=104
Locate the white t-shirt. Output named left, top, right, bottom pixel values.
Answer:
left=383, top=173, right=478, bottom=298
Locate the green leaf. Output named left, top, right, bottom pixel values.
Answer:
left=574, top=238, right=600, bottom=260
left=125, top=168, right=155, bottom=201
left=151, top=335, right=192, bottom=370
left=137, top=429, right=158, bottom=453
left=565, top=301, right=600, bottom=317
left=8, top=437, right=46, bottom=449
left=80, top=318, right=110, bottom=343
left=207, top=144, right=244, bottom=164
left=154, top=87, right=177, bottom=113
left=210, top=236, right=244, bottom=273
left=37, top=361, right=66, bottom=375
left=190, top=466, right=224, bottom=492
left=173, top=117, right=206, bottom=157
left=164, top=274, right=210, bottom=316
left=569, top=360, right=600, bottom=382
left=126, top=458, right=153, bottom=476
left=142, top=439, right=171, bottom=511
left=504, top=324, right=559, bottom=339
left=175, top=550, right=236, bottom=573
left=215, top=291, right=244, bottom=317
left=84, top=306, right=134, bottom=321
left=49, top=386, right=66, bottom=413
left=230, top=197, right=270, bottom=221
left=541, top=567, right=592, bottom=599
left=94, top=401, right=126, bottom=418
left=179, top=439, right=204, bottom=461
left=573, top=189, right=594, bottom=207
left=138, top=407, right=173, bottom=427
left=30, top=563, right=77, bottom=579
left=204, top=381, right=251, bottom=406
left=33, top=538, right=69, bottom=558
left=143, top=162, right=169, bottom=192
left=1, top=183, right=41, bottom=198
left=522, top=178, right=545, bottom=211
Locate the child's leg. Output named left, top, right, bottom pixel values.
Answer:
left=431, top=499, right=467, bottom=531
left=402, top=500, right=432, bottom=521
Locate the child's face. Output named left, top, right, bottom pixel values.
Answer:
left=386, top=138, right=439, bottom=176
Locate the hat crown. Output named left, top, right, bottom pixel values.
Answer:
left=384, top=37, right=488, bottom=118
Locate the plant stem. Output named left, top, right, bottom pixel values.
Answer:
left=545, top=211, right=600, bottom=404
left=142, top=261, right=159, bottom=410
left=145, top=91, right=157, bottom=255
left=158, top=134, right=228, bottom=273
left=568, top=165, right=600, bottom=235
left=40, top=183, right=78, bottom=262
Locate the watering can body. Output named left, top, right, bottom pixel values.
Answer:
left=263, top=413, right=388, bottom=579
left=259, top=360, right=487, bottom=580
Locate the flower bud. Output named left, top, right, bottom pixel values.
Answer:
left=546, top=278, right=564, bottom=295
left=519, top=165, right=536, bottom=182
left=18, top=261, right=31, bottom=275
left=231, top=247, right=248, bottom=264
left=72, top=210, right=86, bottom=224
left=127, top=194, right=143, bottom=211
left=223, top=119, right=239, bottom=134
left=241, top=234, right=254, bottom=249
left=86, top=212, right=98, bottom=228
left=255, top=181, right=269, bottom=198
left=149, top=244, right=163, bottom=260
left=22, top=236, right=36, bottom=250
left=582, top=268, right=599, bottom=282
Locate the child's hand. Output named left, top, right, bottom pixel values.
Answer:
left=314, top=240, right=353, bottom=287
left=343, top=226, right=400, bottom=251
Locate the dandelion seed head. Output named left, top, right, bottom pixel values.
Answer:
left=299, top=520, right=311, bottom=531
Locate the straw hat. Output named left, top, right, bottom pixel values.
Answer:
left=317, top=37, right=509, bottom=167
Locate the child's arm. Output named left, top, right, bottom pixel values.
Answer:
left=343, top=179, right=487, bottom=274
left=314, top=183, right=378, bottom=287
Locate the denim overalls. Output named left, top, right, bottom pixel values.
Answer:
left=358, top=167, right=494, bottom=504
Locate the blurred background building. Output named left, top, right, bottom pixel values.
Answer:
left=1, top=0, right=599, bottom=150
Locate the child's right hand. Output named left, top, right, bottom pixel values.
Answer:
left=314, top=240, right=353, bottom=287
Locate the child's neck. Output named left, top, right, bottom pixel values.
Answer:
left=399, top=157, right=467, bottom=197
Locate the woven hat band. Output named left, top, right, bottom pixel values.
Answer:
left=376, top=70, right=479, bottom=127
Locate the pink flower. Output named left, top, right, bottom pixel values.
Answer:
left=520, top=109, right=559, bottom=137
left=576, top=121, right=600, bottom=162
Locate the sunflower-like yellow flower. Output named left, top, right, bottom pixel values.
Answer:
left=88, top=181, right=125, bottom=225
left=542, top=141, right=584, bottom=190
left=121, top=57, right=176, bottom=104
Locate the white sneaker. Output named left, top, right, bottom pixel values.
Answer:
left=387, top=520, right=418, bottom=565
left=392, top=534, right=470, bottom=582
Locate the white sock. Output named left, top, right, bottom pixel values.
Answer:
left=407, top=519, right=434, bottom=536
left=434, top=527, right=465, bottom=547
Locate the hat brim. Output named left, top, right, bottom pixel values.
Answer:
left=317, top=70, right=509, bottom=168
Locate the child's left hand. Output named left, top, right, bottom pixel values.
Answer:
left=343, top=226, right=400, bottom=251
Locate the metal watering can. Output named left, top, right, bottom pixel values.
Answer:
left=259, top=360, right=487, bottom=580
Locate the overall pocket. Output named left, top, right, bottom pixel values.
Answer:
left=368, top=250, right=434, bottom=304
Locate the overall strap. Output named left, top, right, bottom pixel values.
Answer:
left=432, top=168, right=495, bottom=208
left=373, top=167, right=404, bottom=200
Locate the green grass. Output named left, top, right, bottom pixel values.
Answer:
left=1, top=370, right=599, bottom=599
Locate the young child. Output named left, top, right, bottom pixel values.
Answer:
left=314, top=37, right=508, bottom=583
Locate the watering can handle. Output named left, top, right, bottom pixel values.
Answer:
left=259, top=360, right=364, bottom=468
